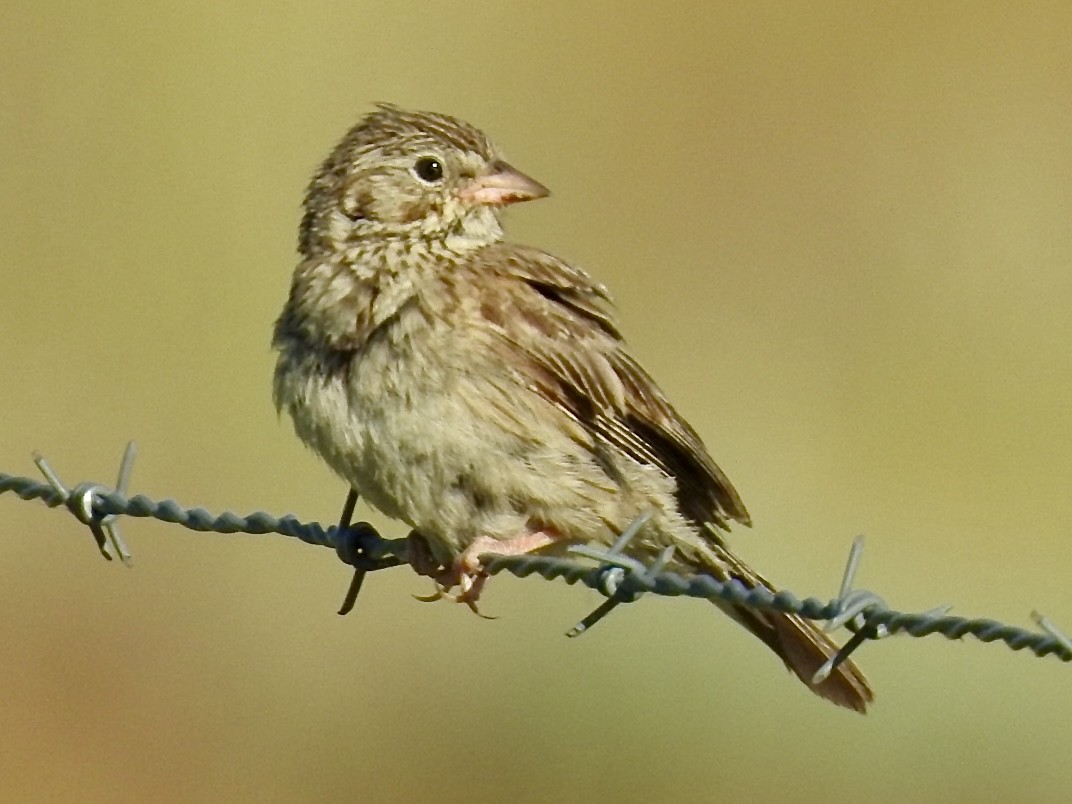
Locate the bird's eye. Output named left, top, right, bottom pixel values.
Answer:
left=413, top=156, right=444, bottom=183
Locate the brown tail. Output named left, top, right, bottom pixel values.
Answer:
left=698, top=542, right=874, bottom=713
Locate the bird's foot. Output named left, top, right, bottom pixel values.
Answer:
left=412, top=531, right=562, bottom=618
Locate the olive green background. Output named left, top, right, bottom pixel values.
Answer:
left=2, top=3, right=1070, bottom=802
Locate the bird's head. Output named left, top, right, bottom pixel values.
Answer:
left=300, top=103, right=549, bottom=257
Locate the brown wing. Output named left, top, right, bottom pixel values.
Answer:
left=473, top=244, right=751, bottom=531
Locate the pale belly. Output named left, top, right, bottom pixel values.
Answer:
left=278, top=327, right=626, bottom=557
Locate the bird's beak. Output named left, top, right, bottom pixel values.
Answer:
left=458, top=160, right=550, bottom=206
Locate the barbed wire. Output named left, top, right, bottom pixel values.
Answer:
left=2, top=443, right=1070, bottom=677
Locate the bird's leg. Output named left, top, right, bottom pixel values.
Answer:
left=415, top=530, right=562, bottom=617
left=405, top=531, right=447, bottom=578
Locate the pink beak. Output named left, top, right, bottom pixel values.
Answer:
left=458, top=160, right=550, bottom=206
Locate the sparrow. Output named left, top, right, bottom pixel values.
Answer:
left=272, top=103, right=874, bottom=712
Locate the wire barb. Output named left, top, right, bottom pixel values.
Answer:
left=335, top=489, right=364, bottom=615
left=566, top=511, right=675, bottom=637
left=1032, top=611, right=1072, bottom=654
left=31, top=442, right=135, bottom=566
left=823, top=535, right=888, bottom=635
left=811, top=536, right=955, bottom=683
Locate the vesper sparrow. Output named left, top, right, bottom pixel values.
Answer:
left=272, top=104, right=873, bottom=712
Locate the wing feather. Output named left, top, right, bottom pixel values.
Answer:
left=473, top=244, right=750, bottom=531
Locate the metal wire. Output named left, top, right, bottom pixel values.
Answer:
left=2, top=447, right=1069, bottom=665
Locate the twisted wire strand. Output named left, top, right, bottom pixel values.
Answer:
left=2, top=468, right=1069, bottom=663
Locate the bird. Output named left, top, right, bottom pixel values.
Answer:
left=272, top=103, right=874, bottom=712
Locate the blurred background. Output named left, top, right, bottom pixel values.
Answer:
left=2, top=2, right=1070, bottom=802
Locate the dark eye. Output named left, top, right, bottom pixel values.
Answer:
left=413, top=156, right=444, bottom=183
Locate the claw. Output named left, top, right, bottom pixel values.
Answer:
left=413, top=575, right=497, bottom=618
left=455, top=572, right=497, bottom=619
left=413, top=583, right=447, bottom=604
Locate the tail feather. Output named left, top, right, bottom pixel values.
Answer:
left=698, top=543, right=875, bottom=713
